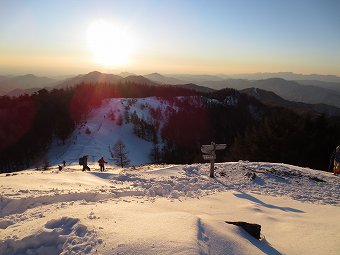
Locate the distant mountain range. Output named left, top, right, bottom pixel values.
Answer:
left=2, top=71, right=340, bottom=112
left=165, top=74, right=225, bottom=83
left=5, top=87, right=42, bottom=97
left=241, top=87, right=340, bottom=118
left=220, top=72, right=340, bottom=83
left=54, top=71, right=123, bottom=89
left=163, top=72, right=340, bottom=84
left=54, top=71, right=161, bottom=89
left=197, top=78, right=340, bottom=108
left=0, top=74, right=56, bottom=95
left=144, top=73, right=187, bottom=85
left=294, top=80, right=340, bottom=93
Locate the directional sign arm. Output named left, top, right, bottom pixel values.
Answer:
left=203, top=154, right=216, bottom=160
left=215, top=144, right=227, bottom=150
left=201, top=148, right=213, bottom=154
left=201, top=145, right=214, bottom=150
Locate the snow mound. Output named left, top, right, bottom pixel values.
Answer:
left=111, top=165, right=223, bottom=199
left=0, top=217, right=100, bottom=255
left=106, top=162, right=340, bottom=205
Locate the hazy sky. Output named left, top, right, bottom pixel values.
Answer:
left=0, top=0, right=339, bottom=76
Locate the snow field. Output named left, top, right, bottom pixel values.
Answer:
left=1, top=162, right=340, bottom=254
left=47, top=97, right=179, bottom=167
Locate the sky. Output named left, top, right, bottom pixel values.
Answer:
left=0, top=0, right=339, bottom=76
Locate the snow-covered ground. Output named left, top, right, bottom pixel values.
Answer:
left=3, top=97, right=340, bottom=254
left=1, top=161, right=340, bottom=255
left=47, top=97, right=180, bottom=167
left=47, top=96, right=208, bottom=168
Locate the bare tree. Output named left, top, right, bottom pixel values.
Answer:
left=110, top=139, right=130, bottom=167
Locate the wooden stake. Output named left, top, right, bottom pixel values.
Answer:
left=210, top=159, right=215, bottom=178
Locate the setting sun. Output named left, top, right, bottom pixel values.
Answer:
left=86, top=20, right=134, bottom=67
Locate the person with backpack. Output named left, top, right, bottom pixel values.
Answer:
left=333, top=146, right=340, bottom=175
left=328, top=150, right=336, bottom=172
left=98, top=156, right=108, bottom=172
left=80, top=155, right=90, bottom=171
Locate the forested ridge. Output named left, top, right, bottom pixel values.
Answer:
left=1, top=82, right=339, bottom=172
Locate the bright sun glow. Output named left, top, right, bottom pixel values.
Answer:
left=87, top=20, right=134, bottom=67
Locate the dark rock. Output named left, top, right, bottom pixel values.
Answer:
left=309, top=176, right=325, bottom=182
left=226, top=221, right=261, bottom=239
left=245, top=172, right=257, bottom=180
left=219, top=171, right=226, bottom=177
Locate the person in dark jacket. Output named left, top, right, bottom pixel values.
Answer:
left=328, top=149, right=336, bottom=172
left=82, top=155, right=90, bottom=171
left=333, top=146, right=340, bottom=175
left=98, top=156, right=107, bottom=172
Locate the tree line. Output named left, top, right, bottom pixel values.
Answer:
left=1, top=83, right=340, bottom=172
left=0, top=82, right=197, bottom=172
left=159, top=89, right=340, bottom=171
left=0, top=89, right=74, bottom=171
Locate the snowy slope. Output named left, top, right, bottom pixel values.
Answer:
left=47, top=97, right=173, bottom=167
left=1, top=162, right=340, bottom=255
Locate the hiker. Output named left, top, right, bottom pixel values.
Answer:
left=62, top=160, right=66, bottom=167
left=328, top=150, right=336, bottom=172
left=80, top=155, right=90, bottom=171
left=333, top=146, right=340, bottom=175
left=58, top=165, right=62, bottom=171
left=98, top=156, right=108, bottom=172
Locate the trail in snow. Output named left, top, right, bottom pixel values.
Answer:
left=1, top=162, right=339, bottom=219
left=1, top=161, right=340, bottom=255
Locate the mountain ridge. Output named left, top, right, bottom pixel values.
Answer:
left=144, top=73, right=187, bottom=85
left=0, top=74, right=56, bottom=95
left=198, top=78, right=340, bottom=108
left=2, top=71, right=340, bottom=111
left=241, top=87, right=340, bottom=117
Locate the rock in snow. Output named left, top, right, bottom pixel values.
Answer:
left=225, top=221, right=261, bottom=240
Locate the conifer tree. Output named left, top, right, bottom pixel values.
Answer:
left=150, top=145, right=161, bottom=163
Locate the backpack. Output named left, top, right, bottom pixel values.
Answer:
left=79, top=157, right=84, bottom=165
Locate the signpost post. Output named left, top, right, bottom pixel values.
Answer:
left=201, top=142, right=226, bottom=178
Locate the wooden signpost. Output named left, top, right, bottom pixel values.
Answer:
left=201, top=142, right=226, bottom=178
